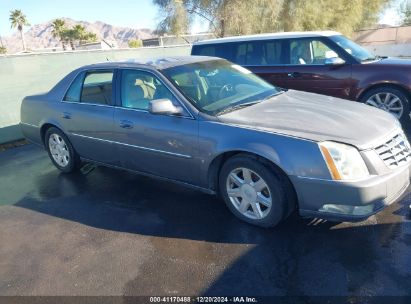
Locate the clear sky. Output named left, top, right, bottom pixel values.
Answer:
left=0, top=0, right=160, bottom=35
left=0, top=0, right=402, bottom=37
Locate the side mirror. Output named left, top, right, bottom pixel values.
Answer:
left=325, top=57, right=345, bottom=66
left=149, top=98, right=183, bottom=115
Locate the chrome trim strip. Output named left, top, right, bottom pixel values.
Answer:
left=20, top=122, right=39, bottom=128
left=61, top=101, right=195, bottom=120
left=61, top=100, right=114, bottom=108
left=295, top=176, right=336, bottom=182
left=294, top=175, right=371, bottom=183
left=61, top=67, right=196, bottom=120
left=71, top=133, right=192, bottom=159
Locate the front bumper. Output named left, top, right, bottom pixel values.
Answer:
left=290, top=163, right=411, bottom=222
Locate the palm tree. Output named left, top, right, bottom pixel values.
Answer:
left=9, top=9, right=30, bottom=52
left=61, top=29, right=75, bottom=50
left=51, top=19, right=67, bottom=50
left=72, top=25, right=87, bottom=44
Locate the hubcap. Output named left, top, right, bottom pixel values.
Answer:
left=365, top=92, right=403, bottom=118
left=226, top=167, right=272, bottom=220
left=48, top=133, right=70, bottom=167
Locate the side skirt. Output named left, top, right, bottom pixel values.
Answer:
left=80, top=157, right=217, bottom=196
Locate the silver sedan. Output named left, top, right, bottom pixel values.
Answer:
left=20, top=56, right=411, bottom=227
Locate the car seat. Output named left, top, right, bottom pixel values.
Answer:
left=123, top=75, right=150, bottom=110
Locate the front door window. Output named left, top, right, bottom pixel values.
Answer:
left=290, top=39, right=339, bottom=65
left=120, top=70, right=180, bottom=111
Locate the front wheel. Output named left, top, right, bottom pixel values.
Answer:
left=45, top=127, right=80, bottom=173
left=361, top=87, right=410, bottom=124
left=219, top=155, right=294, bottom=228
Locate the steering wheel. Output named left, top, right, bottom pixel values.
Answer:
left=218, top=84, right=234, bottom=99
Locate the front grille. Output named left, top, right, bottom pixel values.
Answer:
left=374, top=132, right=411, bottom=169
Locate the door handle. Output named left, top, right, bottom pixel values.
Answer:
left=119, top=120, right=134, bottom=129
left=287, top=72, right=301, bottom=78
left=61, top=112, right=72, bottom=119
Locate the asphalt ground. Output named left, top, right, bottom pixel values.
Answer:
left=0, top=140, right=410, bottom=303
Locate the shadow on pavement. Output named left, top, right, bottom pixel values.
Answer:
left=5, top=144, right=411, bottom=298
left=12, top=165, right=411, bottom=296
left=14, top=166, right=340, bottom=244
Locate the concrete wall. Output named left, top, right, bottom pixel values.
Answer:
left=353, top=25, right=411, bottom=57
left=361, top=43, right=411, bottom=58
left=0, top=45, right=190, bottom=144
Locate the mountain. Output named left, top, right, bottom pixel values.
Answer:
left=1, top=18, right=153, bottom=54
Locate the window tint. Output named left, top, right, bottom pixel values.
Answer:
left=80, top=71, right=113, bottom=105
left=233, top=43, right=248, bottom=65
left=230, top=40, right=284, bottom=66
left=263, top=41, right=282, bottom=64
left=192, top=44, right=234, bottom=61
left=193, top=40, right=284, bottom=66
left=64, top=72, right=84, bottom=102
left=195, top=46, right=216, bottom=56
left=290, top=39, right=338, bottom=65
left=121, top=70, right=178, bottom=111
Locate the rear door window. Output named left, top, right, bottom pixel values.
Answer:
left=232, top=40, right=284, bottom=66
left=262, top=40, right=283, bottom=65
left=80, top=71, right=114, bottom=105
left=233, top=42, right=249, bottom=65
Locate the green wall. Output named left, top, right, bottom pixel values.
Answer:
left=0, top=46, right=191, bottom=144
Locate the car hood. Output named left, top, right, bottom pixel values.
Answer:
left=218, top=90, right=400, bottom=150
left=370, top=57, right=411, bottom=66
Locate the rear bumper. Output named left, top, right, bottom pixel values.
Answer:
left=290, top=163, right=411, bottom=222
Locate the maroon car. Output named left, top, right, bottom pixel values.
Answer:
left=191, top=31, right=411, bottom=123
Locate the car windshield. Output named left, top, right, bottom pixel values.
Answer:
left=161, top=60, right=280, bottom=115
left=329, top=35, right=377, bottom=62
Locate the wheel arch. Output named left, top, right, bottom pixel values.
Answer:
left=40, top=122, right=64, bottom=147
left=357, top=82, right=411, bottom=102
left=207, top=150, right=298, bottom=215
left=208, top=150, right=294, bottom=190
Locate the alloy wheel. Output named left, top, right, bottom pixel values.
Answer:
left=365, top=92, right=403, bottom=118
left=48, top=133, right=70, bottom=167
left=226, top=167, right=272, bottom=220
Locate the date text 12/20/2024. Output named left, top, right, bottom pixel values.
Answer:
left=149, top=296, right=258, bottom=303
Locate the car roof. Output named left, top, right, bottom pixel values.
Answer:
left=81, top=56, right=221, bottom=71
left=193, top=31, right=342, bottom=45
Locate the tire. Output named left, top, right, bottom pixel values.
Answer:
left=360, top=87, right=410, bottom=124
left=219, top=155, right=295, bottom=228
left=45, top=127, right=80, bottom=173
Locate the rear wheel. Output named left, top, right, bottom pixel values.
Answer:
left=219, top=155, right=295, bottom=227
left=45, top=127, right=80, bottom=173
left=361, top=87, right=410, bottom=124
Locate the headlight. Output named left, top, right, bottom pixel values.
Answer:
left=319, top=141, right=369, bottom=180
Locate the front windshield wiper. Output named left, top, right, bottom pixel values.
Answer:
left=362, top=55, right=383, bottom=62
left=215, top=91, right=284, bottom=116
left=216, top=101, right=262, bottom=116
left=262, top=90, right=284, bottom=100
